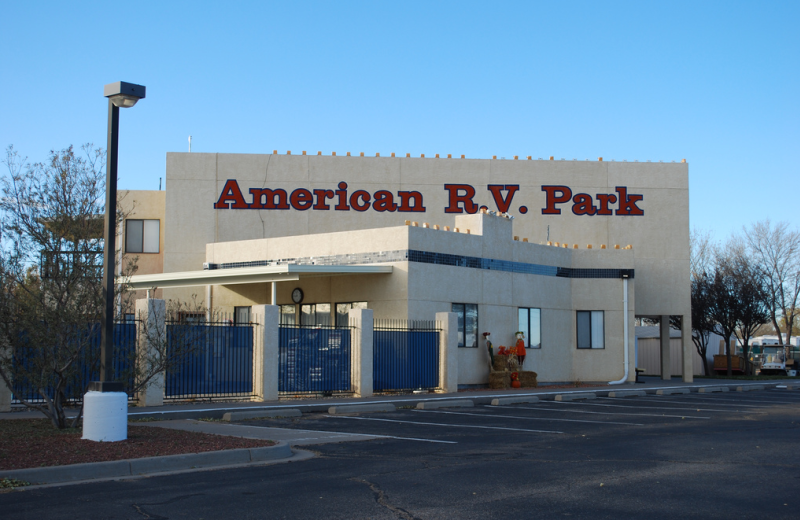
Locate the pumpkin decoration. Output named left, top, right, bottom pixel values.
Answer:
left=510, top=371, right=521, bottom=388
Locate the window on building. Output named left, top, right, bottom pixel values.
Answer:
left=336, top=302, right=367, bottom=327
left=280, top=305, right=296, bottom=325
left=125, top=219, right=160, bottom=253
left=577, top=310, right=604, bottom=349
left=452, top=303, right=478, bottom=348
left=301, top=303, right=332, bottom=326
left=124, top=313, right=135, bottom=324
left=179, top=312, right=205, bottom=324
left=234, top=306, right=251, bottom=325
left=518, top=308, right=542, bottom=349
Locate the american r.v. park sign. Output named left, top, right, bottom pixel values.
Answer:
left=213, top=180, right=644, bottom=217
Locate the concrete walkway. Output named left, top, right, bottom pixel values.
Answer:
left=0, top=376, right=787, bottom=421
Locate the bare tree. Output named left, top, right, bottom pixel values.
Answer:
left=709, top=240, right=749, bottom=377
left=0, top=146, right=202, bottom=429
left=744, top=220, right=800, bottom=356
left=690, top=228, right=715, bottom=277
left=673, top=228, right=718, bottom=375
left=690, top=272, right=714, bottom=376
left=728, top=245, right=771, bottom=374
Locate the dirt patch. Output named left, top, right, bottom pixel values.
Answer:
left=0, top=419, right=275, bottom=472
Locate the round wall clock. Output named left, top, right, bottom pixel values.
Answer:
left=291, top=287, right=304, bottom=304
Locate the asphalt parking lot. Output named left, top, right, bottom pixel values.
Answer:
left=4, top=387, right=800, bottom=520
left=236, top=386, right=800, bottom=443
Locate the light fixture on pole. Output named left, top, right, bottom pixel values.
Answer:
left=82, top=81, right=146, bottom=442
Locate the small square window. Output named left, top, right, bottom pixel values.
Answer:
left=280, top=305, right=296, bottom=325
left=234, top=306, right=251, bottom=325
left=335, top=302, right=367, bottom=327
left=577, top=311, right=604, bottom=349
left=125, top=219, right=159, bottom=253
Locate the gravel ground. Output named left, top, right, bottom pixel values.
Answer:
left=0, top=419, right=274, bottom=471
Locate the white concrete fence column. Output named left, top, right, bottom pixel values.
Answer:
left=349, top=308, right=373, bottom=398
left=436, top=312, right=458, bottom=393
left=681, top=313, right=694, bottom=383
left=136, top=298, right=166, bottom=407
left=660, top=315, right=672, bottom=381
left=0, top=346, right=11, bottom=412
left=252, top=305, right=279, bottom=402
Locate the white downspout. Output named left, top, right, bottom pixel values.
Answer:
left=609, top=277, right=629, bottom=385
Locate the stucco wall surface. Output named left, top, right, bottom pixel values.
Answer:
left=165, top=153, right=688, bottom=319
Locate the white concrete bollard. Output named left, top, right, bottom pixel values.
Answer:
left=82, top=391, right=128, bottom=442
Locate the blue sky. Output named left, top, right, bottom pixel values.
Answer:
left=1, top=1, right=797, bottom=238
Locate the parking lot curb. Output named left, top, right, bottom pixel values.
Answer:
left=735, top=385, right=764, bottom=392
left=698, top=387, right=728, bottom=393
left=656, top=388, right=690, bottom=395
left=554, top=392, right=597, bottom=401
left=607, top=390, right=646, bottom=398
left=416, top=400, right=474, bottom=409
left=490, top=396, right=540, bottom=406
left=222, top=409, right=302, bottom=421
left=328, top=403, right=396, bottom=414
left=0, top=441, right=293, bottom=485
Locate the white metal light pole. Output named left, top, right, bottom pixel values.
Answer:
left=83, top=81, right=146, bottom=442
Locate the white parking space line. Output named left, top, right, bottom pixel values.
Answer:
left=679, top=394, right=800, bottom=405
left=649, top=395, right=798, bottom=406
left=494, top=404, right=710, bottom=420
left=270, top=424, right=458, bottom=444
left=556, top=400, right=744, bottom=414
left=414, top=408, right=645, bottom=426
left=325, top=414, right=563, bottom=434
left=597, top=396, right=767, bottom=411
left=624, top=396, right=761, bottom=412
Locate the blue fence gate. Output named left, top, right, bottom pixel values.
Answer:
left=373, top=320, right=440, bottom=393
left=165, top=321, right=255, bottom=399
left=279, top=325, right=352, bottom=395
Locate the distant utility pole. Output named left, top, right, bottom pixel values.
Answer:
left=189, top=136, right=192, bottom=152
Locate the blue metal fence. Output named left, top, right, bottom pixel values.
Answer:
left=373, top=320, right=440, bottom=393
left=279, top=325, right=352, bottom=395
left=12, top=322, right=137, bottom=404
left=165, top=322, right=255, bottom=399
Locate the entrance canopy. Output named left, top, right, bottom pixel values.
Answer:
left=126, top=264, right=393, bottom=289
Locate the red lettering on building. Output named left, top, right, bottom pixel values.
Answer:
left=214, top=180, right=643, bottom=217
left=571, top=193, right=597, bottom=216
left=350, top=190, right=371, bottom=211
left=290, top=188, right=313, bottom=210
left=249, top=188, right=290, bottom=209
left=595, top=193, right=617, bottom=215
left=313, top=189, right=335, bottom=210
left=397, top=191, right=425, bottom=212
left=214, top=180, right=250, bottom=209
left=487, top=185, right=519, bottom=213
left=444, top=184, right=478, bottom=214
left=541, top=185, right=572, bottom=215
left=373, top=190, right=398, bottom=212
left=335, top=182, right=350, bottom=211
left=615, top=187, right=644, bottom=216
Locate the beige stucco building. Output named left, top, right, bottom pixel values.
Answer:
left=125, top=152, right=693, bottom=385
